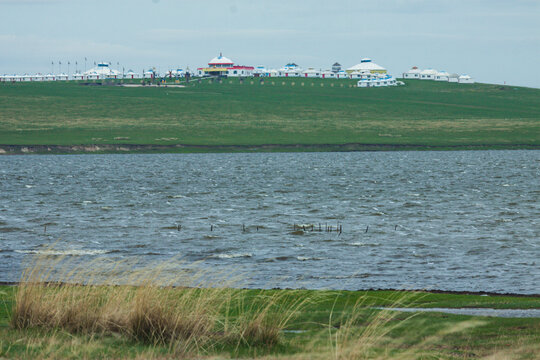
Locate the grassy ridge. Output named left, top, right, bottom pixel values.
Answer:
left=1, top=79, right=539, bottom=149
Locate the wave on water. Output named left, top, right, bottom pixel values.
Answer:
left=349, top=242, right=381, bottom=247
left=167, top=195, right=185, bottom=199
left=211, top=253, right=252, bottom=259
left=15, top=249, right=115, bottom=256
left=296, top=256, right=324, bottom=261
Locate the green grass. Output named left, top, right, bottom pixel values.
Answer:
left=1, top=285, right=539, bottom=359
left=1, top=78, right=539, bottom=151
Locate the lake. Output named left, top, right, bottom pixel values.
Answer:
left=1, top=151, right=538, bottom=293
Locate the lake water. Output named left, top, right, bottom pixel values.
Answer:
left=0, top=151, right=538, bottom=294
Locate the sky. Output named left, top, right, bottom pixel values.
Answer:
left=1, top=0, right=539, bottom=87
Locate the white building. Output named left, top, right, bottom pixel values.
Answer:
left=420, top=69, right=438, bottom=80
left=448, top=73, right=460, bottom=83
left=321, top=70, right=336, bottom=79
left=83, top=62, right=121, bottom=79
left=403, top=66, right=421, bottom=79
left=278, top=63, right=302, bottom=77
left=72, top=72, right=84, bottom=80
left=143, top=69, right=156, bottom=78
left=357, top=74, right=398, bottom=88
left=57, top=73, right=69, bottom=81
left=347, top=58, right=387, bottom=74
left=124, top=70, right=139, bottom=79
left=253, top=65, right=267, bottom=77
left=44, top=73, right=56, bottom=81
left=458, top=75, right=474, bottom=84
left=435, top=71, right=450, bottom=81
left=302, top=68, right=321, bottom=78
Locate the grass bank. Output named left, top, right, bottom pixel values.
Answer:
left=0, top=253, right=538, bottom=359
left=1, top=79, right=539, bottom=153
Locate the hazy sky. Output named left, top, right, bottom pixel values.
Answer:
left=1, top=0, right=539, bottom=87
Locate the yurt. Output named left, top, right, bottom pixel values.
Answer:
left=124, top=70, right=138, bottom=79
left=458, top=75, right=474, bottom=84
left=321, top=70, right=336, bottom=79
left=44, top=73, right=56, bottom=81
left=346, top=58, right=387, bottom=74
left=72, top=72, right=84, bottom=80
left=57, top=73, right=69, bottom=81
left=448, top=73, right=460, bottom=83
left=336, top=70, right=349, bottom=79
left=83, top=62, right=121, bottom=79
left=403, top=66, right=421, bottom=79
left=435, top=71, right=450, bottom=81
left=278, top=63, right=302, bottom=77
left=302, top=68, right=321, bottom=78
left=419, top=69, right=438, bottom=80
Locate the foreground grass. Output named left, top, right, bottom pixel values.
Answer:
left=1, top=285, right=539, bottom=359
left=1, top=79, right=539, bottom=150
left=0, top=253, right=538, bottom=359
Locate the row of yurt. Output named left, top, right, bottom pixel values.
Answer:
left=1, top=73, right=66, bottom=82
left=403, top=67, right=474, bottom=83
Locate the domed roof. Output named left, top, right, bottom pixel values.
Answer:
left=347, top=60, right=386, bottom=71
left=208, top=53, right=234, bottom=65
left=420, top=69, right=438, bottom=75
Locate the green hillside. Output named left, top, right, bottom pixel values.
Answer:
left=0, top=78, right=539, bottom=151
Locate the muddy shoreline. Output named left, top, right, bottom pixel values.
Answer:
left=1, top=143, right=538, bottom=155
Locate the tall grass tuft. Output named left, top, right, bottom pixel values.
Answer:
left=10, top=248, right=303, bottom=355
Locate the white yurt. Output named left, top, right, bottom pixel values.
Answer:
left=72, top=72, right=84, bottom=80
left=321, top=70, right=336, bottom=79
left=123, top=70, right=137, bottom=79
left=336, top=70, right=349, bottom=79
left=347, top=58, right=387, bottom=74
left=403, top=66, right=421, bottom=79
left=458, top=75, right=474, bottom=84
left=21, top=74, right=32, bottom=82
left=448, top=73, right=460, bottom=83
left=143, top=69, right=155, bottom=78
left=57, top=73, right=69, bottom=81
left=435, top=71, right=450, bottom=81
left=419, top=69, right=438, bottom=80
left=44, top=73, right=56, bottom=81
left=83, top=62, right=121, bottom=79
left=253, top=65, right=267, bottom=77
left=33, top=74, right=44, bottom=81
left=302, top=68, right=321, bottom=78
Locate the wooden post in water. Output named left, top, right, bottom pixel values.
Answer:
left=365, top=225, right=369, bottom=233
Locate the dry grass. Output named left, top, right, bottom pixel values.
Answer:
left=10, top=250, right=306, bottom=356
left=7, top=248, right=538, bottom=359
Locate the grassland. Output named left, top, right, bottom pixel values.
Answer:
left=1, top=78, right=539, bottom=153
left=1, top=285, right=539, bottom=359
left=1, top=253, right=539, bottom=359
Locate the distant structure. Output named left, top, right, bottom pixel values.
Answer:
left=83, top=62, right=121, bottom=79
left=196, top=53, right=254, bottom=77
left=403, top=66, right=474, bottom=84
left=1, top=54, right=404, bottom=87
left=346, top=59, right=387, bottom=75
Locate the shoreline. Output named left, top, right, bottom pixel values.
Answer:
left=1, top=143, right=539, bottom=155
left=0, top=282, right=538, bottom=298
